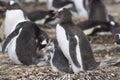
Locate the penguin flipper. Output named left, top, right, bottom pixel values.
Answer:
left=2, top=23, right=22, bottom=54
left=69, top=35, right=80, bottom=68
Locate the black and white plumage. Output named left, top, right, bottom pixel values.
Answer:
left=48, top=8, right=120, bottom=73
left=4, top=0, right=28, bottom=37
left=2, top=21, right=49, bottom=65
left=110, top=21, right=120, bottom=46
left=2, top=0, right=49, bottom=65
left=50, top=38, right=71, bottom=73
left=77, top=20, right=113, bottom=35
left=88, top=0, right=109, bottom=21
left=55, top=8, right=97, bottom=73
left=46, top=0, right=77, bottom=18
left=71, top=0, right=89, bottom=20
left=27, top=10, right=56, bottom=25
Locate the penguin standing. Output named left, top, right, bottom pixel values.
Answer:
left=2, top=0, right=49, bottom=65
left=71, top=0, right=89, bottom=20
left=50, top=38, right=71, bottom=73
left=54, top=8, right=97, bottom=73
left=49, top=8, right=120, bottom=73
left=4, top=0, right=28, bottom=37
left=88, top=0, right=109, bottom=21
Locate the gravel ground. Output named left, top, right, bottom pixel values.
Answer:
left=0, top=0, right=120, bottom=80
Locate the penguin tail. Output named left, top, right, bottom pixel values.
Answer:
left=99, top=58, right=120, bottom=67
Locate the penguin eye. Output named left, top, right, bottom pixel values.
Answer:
left=58, top=12, right=62, bottom=18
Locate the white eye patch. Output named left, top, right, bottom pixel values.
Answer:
left=110, top=21, right=115, bottom=26
left=41, top=40, right=47, bottom=45
left=10, top=0, right=15, bottom=5
left=58, top=8, right=64, bottom=12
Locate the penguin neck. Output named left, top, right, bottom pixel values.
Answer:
left=59, top=18, right=73, bottom=24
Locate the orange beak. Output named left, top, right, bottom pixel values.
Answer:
left=51, top=11, right=58, bottom=19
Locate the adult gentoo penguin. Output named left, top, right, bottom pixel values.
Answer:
left=2, top=0, right=49, bottom=65
left=2, top=19, right=49, bottom=66
left=4, top=0, right=28, bottom=37
left=71, top=0, right=89, bottom=20
left=50, top=38, right=71, bottom=73
left=54, top=8, right=97, bottom=73
left=27, top=10, right=56, bottom=26
left=51, top=8, right=120, bottom=73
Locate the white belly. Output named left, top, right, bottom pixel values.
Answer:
left=4, top=10, right=26, bottom=37
left=56, top=24, right=71, bottom=61
left=8, top=36, right=22, bottom=64
left=7, top=29, right=23, bottom=64
left=56, top=24, right=84, bottom=73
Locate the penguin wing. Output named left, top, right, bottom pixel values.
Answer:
left=2, top=23, right=23, bottom=54
left=69, top=35, right=80, bottom=67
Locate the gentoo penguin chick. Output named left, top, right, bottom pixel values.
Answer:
left=2, top=21, right=49, bottom=65
left=4, top=0, right=28, bottom=37
left=50, top=38, right=71, bottom=73
left=54, top=8, right=97, bottom=73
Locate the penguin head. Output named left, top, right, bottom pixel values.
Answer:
left=52, top=8, right=72, bottom=23
left=44, top=10, right=56, bottom=24
left=113, top=34, right=120, bottom=46
left=7, top=0, right=21, bottom=10
left=44, top=10, right=61, bottom=26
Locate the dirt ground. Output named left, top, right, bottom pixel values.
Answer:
left=0, top=0, right=120, bottom=80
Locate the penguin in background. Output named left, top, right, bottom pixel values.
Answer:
left=71, top=0, right=89, bottom=21
left=4, top=0, right=28, bottom=37
left=88, top=0, right=109, bottom=21
left=46, top=0, right=77, bottom=19
left=109, top=20, right=120, bottom=47
left=50, top=38, right=72, bottom=73
left=76, top=20, right=113, bottom=36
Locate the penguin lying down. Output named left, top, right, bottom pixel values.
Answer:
left=49, top=8, right=120, bottom=73
left=2, top=21, right=49, bottom=66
